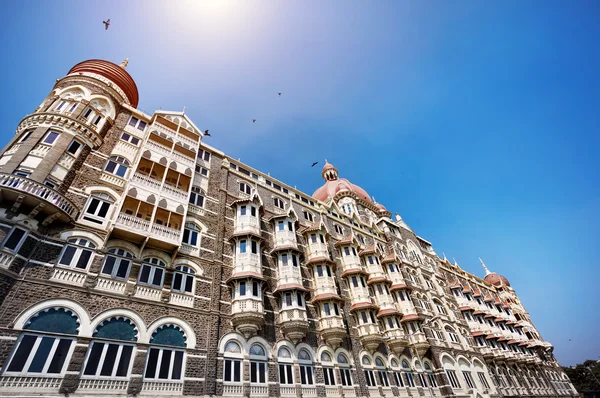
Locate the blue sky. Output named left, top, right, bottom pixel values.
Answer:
left=0, top=1, right=598, bottom=365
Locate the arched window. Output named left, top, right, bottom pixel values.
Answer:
left=172, top=265, right=195, bottom=294
left=83, top=192, right=115, bottom=224
left=144, top=325, right=186, bottom=381
left=362, top=356, right=377, bottom=387
left=423, top=362, right=438, bottom=387
left=336, top=353, right=353, bottom=386
left=278, top=347, right=294, bottom=385
left=223, top=340, right=242, bottom=383
left=446, top=326, right=460, bottom=343
left=58, top=237, right=96, bottom=270
left=390, top=358, right=404, bottom=387
left=317, top=350, right=335, bottom=386
left=138, top=257, right=166, bottom=288
left=4, top=308, right=79, bottom=375
left=183, top=223, right=201, bottom=247
left=249, top=343, right=267, bottom=385
left=375, top=357, right=389, bottom=387
left=104, top=156, right=130, bottom=178
left=101, top=248, right=134, bottom=279
left=83, top=317, right=137, bottom=378
left=434, top=300, right=446, bottom=315
left=402, top=360, right=416, bottom=387
left=298, top=349, right=314, bottom=386
left=189, top=186, right=205, bottom=207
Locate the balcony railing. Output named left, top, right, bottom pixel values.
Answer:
left=0, top=173, right=79, bottom=219
left=78, top=379, right=128, bottom=393
left=306, top=242, right=328, bottom=260
left=232, top=297, right=264, bottom=314
left=277, top=266, right=302, bottom=286
left=313, top=276, right=337, bottom=296
left=169, top=292, right=194, bottom=308
left=357, top=323, right=381, bottom=337
left=50, top=268, right=86, bottom=286
left=95, top=277, right=127, bottom=295
left=274, top=230, right=297, bottom=249
left=234, top=252, right=261, bottom=274
left=318, top=315, right=345, bottom=331
left=146, top=139, right=172, bottom=157
left=341, top=255, right=362, bottom=272
left=141, top=380, right=183, bottom=394
left=349, top=286, right=372, bottom=305
left=234, top=215, right=260, bottom=235
left=150, top=224, right=181, bottom=245
left=131, top=172, right=162, bottom=191
left=162, top=184, right=188, bottom=201
left=115, top=213, right=151, bottom=233
left=279, top=308, right=308, bottom=323
left=134, top=285, right=162, bottom=301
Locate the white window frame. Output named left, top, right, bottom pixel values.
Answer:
left=128, top=116, right=147, bottom=131
left=82, top=340, right=135, bottom=379
left=17, top=130, right=34, bottom=143
left=182, top=226, right=200, bottom=247
left=138, top=258, right=166, bottom=288
left=1, top=227, right=28, bottom=253
left=195, top=165, right=209, bottom=176
left=120, top=132, right=140, bottom=146
left=143, top=347, right=185, bottom=381
left=66, top=139, right=83, bottom=157
left=104, top=156, right=130, bottom=178
left=223, top=357, right=242, bottom=383
left=239, top=182, right=251, bottom=195
left=273, top=197, right=285, bottom=210
left=42, top=130, right=60, bottom=145
left=101, top=248, right=133, bottom=280
left=446, top=369, right=461, bottom=389
left=172, top=266, right=195, bottom=294
left=82, top=193, right=114, bottom=225
left=57, top=238, right=96, bottom=270
left=198, top=148, right=211, bottom=162
left=3, top=333, right=75, bottom=376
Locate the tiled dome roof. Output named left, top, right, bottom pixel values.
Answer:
left=484, top=273, right=510, bottom=287
left=68, top=59, right=139, bottom=107
left=312, top=161, right=372, bottom=203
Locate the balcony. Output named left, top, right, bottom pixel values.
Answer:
left=169, top=292, right=194, bottom=308
left=150, top=223, right=182, bottom=245
left=279, top=308, right=309, bottom=343
left=408, top=332, right=430, bottom=356
left=234, top=252, right=261, bottom=275
left=95, top=277, right=127, bottom=295
left=340, top=255, right=362, bottom=275
left=313, top=275, right=337, bottom=297
left=0, top=173, right=79, bottom=223
left=383, top=329, right=409, bottom=354
left=131, top=172, right=162, bottom=191
left=348, top=286, right=372, bottom=307
left=145, top=138, right=172, bottom=157
left=141, top=380, right=183, bottom=395
left=273, top=230, right=298, bottom=250
left=50, top=268, right=86, bottom=286
left=317, top=315, right=346, bottom=348
left=134, top=285, right=163, bottom=301
left=162, top=184, right=188, bottom=201
left=115, top=213, right=151, bottom=235
left=277, top=266, right=302, bottom=287
left=356, top=323, right=383, bottom=352
left=231, top=297, right=264, bottom=338
left=234, top=215, right=260, bottom=236
left=78, top=379, right=129, bottom=394
left=306, top=242, right=329, bottom=262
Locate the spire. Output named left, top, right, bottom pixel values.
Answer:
left=442, top=252, right=447, bottom=261
left=453, top=258, right=458, bottom=266
left=479, top=257, right=491, bottom=275
left=119, top=57, right=129, bottom=69
left=321, top=160, right=338, bottom=181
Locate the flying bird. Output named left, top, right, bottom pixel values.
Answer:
left=311, top=161, right=318, bottom=167
left=252, top=119, right=256, bottom=123
left=204, top=130, right=210, bottom=137
left=103, top=19, right=110, bottom=30
left=278, top=92, right=282, bottom=96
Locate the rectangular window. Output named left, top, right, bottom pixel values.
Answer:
left=120, top=132, right=140, bottom=146
left=406, top=372, right=416, bottom=387
left=303, top=211, right=313, bottom=222
left=198, top=149, right=211, bottom=162
left=5, top=334, right=73, bottom=375
left=253, top=281, right=259, bottom=297
left=323, top=366, right=336, bottom=385
left=463, top=371, right=475, bottom=389
left=58, top=245, right=93, bottom=269
left=83, top=196, right=112, bottom=224
left=273, top=197, right=285, bottom=209
left=251, top=206, right=256, bottom=217
left=239, top=240, right=247, bottom=253
left=340, top=368, right=352, bottom=386
left=378, top=370, right=389, bottom=387
left=43, top=131, right=60, bottom=145
left=83, top=341, right=134, bottom=378
left=18, top=130, right=33, bottom=143
left=279, top=363, right=294, bottom=385
left=365, top=370, right=377, bottom=387
left=182, top=228, right=198, bottom=246
left=251, top=240, right=258, bottom=254
left=250, top=361, right=267, bottom=384
left=285, top=293, right=292, bottom=306
left=300, top=365, right=314, bottom=385
left=240, top=281, right=246, bottom=296
left=297, top=292, right=303, bottom=307
left=323, top=303, right=331, bottom=316
left=1, top=227, right=27, bottom=252
left=66, top=140, right=82, bottom=155
left=144, top=347, right=183, bottom=380
left=138, top=264, right=164, bottom=288
left=101, top=255, right=131, bottom=279
left=395, top=372, right=404, bottom=387
left=195, top=165, right=209, bottom=176
left=224, top=358, right=241, bottom=382
left=446, top=370, right=461, bottom=389
left=239, top=183, right=251, bottom=195
left=478, top=372, right=490, bottom=389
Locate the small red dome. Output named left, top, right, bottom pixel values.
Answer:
left=313, top=178, right=372, bottom=203
left=484, top=273, right=510, bottom=287
left=68, top=59, right=139, bottom=108
left=375, top=203, right=387, bottom=212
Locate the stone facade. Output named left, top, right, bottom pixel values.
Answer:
left=0, top=59, right=577, bottom=398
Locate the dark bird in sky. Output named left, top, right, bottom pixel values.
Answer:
left=311, top=161, right=318, bottom=167
left=103, top=19, right=110, bottom=30
left=252, top=119, right=256, bottom=123
left=278, top=92, right=282, bottom=96
left=204, top=130, right=210, bottom=137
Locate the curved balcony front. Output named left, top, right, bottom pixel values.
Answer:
left=383, top=328, right=409, bottom=354
left=313, top=275, right=338, bottom=297
left=276, top=266, right=303, bottom=288
left=278, top=307, right=309, bottom=343
left=348, top=285, right=373, bottom=308
left=408, top=332, right=430, bottom=356
left=356, top=323, right=383, bottom=352
left=234, top=214, right=260, bottom=236
left=233, top=252, right=262, bottom=276
left=317, top=315, right=347, bottom=348
left=306, top=242, right=329, bottom=263
left=340, top=255, right=362, bottom=275
left=0, top=173, right=79, bottom=224
left=273, top=230, right=298, bottom=251
left=17, top=112, right=103, bottom=148
left=231, top=297, right=264, bottom=338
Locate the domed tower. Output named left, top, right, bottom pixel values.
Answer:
left=0, top=58, right=139, bottom=227
left=480, top=258, right=511, bottom=287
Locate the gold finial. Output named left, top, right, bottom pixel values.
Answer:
left=119, top=58, right=129, bottom=69
left=479, top=257, right=491, bottom=275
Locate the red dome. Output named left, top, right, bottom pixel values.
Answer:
left=313, top=178, right=372, bottom=203
left=375, top=203, right=387, bottom=212
left=484, top=273, right=510, bottom=287
left=68, top=59, right=139, bottom=108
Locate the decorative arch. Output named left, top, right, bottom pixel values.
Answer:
left=56, top=85, right=91, bottom=100
left=275, top=340, right=297, bottom=361
left=440, top=353, right=456, bottom=367
left=83, top=185, right=120, bottom=200
left=58, top=230, right=104, bottom=248
left=13, top=299, right=92, bottom=336
left=90, top=308, right=146, bottom=342
left=105, top=239, right=140, bottom=258
left=219, top=332, right=246, bottom=355
left=88, top=94, right=116, bottom=119
left=24, top=308, right=80, bottom=335
left=173, top=258, right=204, bottom=276
left=140, top=249, right=171, bottom=267
left=317, top=345, right=335, bottom=363
left=92, top=317, right=138, bottom=342
left=334, top=348, right=353, bottom=366
left=146, top=317, right=196, bottom=349
left=246, top=336, right=271, bottom=359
